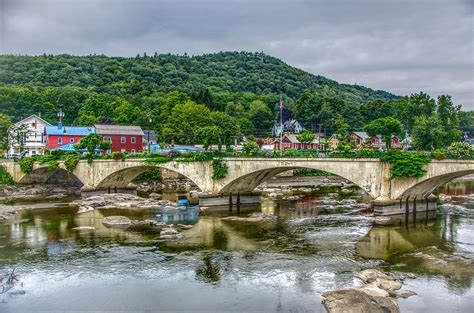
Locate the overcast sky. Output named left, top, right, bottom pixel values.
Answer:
left=1, top=0, right=473, bottom=109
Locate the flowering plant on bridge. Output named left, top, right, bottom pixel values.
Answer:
left=446, top=142, right=472, bottom=159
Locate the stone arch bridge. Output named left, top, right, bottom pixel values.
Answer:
left=1, top=158, right=473, bottom=203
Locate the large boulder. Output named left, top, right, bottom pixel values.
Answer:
left=102, top=216, right=132, bottom=228
left=322, top=288, right=400, bottom=313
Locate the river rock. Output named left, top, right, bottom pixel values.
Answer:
left=395, top=289, right=417, bottom=298
left=0, top=204, right=17, bottom=221
left=159, top=227, right=181, bottom=240
left=374, top=278, right=402, bottom=291
left=149, top=192, right=162, bottom=199
left=438, top=193, right=452, bottom=203
left=102, top=216, right=132, bottom=227
left=355, top=269, right=394, bottom=283
left=322, top=288, right=400, bottom=313
left=77, top=206, right=95, bottom=214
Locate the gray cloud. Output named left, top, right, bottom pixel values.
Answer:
left=1, top=0, right=473, bottom=109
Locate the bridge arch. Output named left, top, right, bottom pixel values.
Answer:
left=94, top=165, right=201, bottom=191
left=18, top=166, right=84, bottom=187
left=219, top=165, right=373, bottom=197
left=400, top=169, right=474, bottom=199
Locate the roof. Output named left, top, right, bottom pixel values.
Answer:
left=352, top=131, right=370, bottom=140
left=51, top=143, right=100, bottom=152
left=271, top=133, right=319, bottom=144
left=15, top=114, right=52, bottom=126
left=95, top=124, right=145, bottom=136
left=45, top=125, right=96, bottom=136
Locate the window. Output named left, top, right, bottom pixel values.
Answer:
left=58, top=137, right=62, bottom=145
left=70, top=138, right=75, bottom=143
left=104, top=137, right=111, bottom=142
left=131, top=149, right=136, bottom=154
left=121, top=149, right=126, bottom=153
left=121, top=137, right=126, bottom=143
left=131, top=137, right=136, bottom=144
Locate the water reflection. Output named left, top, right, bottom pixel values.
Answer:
left=0, top=180, right=473, bottom=312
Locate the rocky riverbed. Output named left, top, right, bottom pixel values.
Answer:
left=69, top=193, right=182, bottom=213
left=0, top=184, right=80, bottom=201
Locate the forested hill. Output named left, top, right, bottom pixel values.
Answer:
left=0, top=51, right=396, bottom=108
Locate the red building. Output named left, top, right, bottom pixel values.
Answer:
left=272, top=133, right=320, bottom=150
left=95, top=124, right=145, bottom=153
left=44, top=125, right=96, bottom=150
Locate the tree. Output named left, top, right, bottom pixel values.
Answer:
left=296, top=130, right=315, bottom=148
left=0, top=113, right=12, bottom=150
left=210, top=111, right=240, bottom=149
left=112, top=98, right=140, bottom=125
left=397, top=92, right=436, bottom=132
left=363, top=117, right=402, bottom=149
left=74, top=133, right=109, bottom=154
left=334, top=119, right=350, bottom=151
left=436, top=95, right=461, bottom=146
left=78, top=93, right=113, bottom=124
left=8, top=124, right=30, bottom=153
left=166, top=100, right=212, bottom=143
left=248, top=100, right=273, bottom=132
left=411, top=115, right=445, bottom=150
left=194, top=126, right=221, bottom=150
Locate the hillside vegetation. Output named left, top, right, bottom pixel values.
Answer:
left=0, top=51, right=469, bottom=149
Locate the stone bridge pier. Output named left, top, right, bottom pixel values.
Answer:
left=1, top=158, right=473, bottom=216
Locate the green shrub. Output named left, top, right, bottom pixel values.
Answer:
left=64, top=155, right=80, bottom=174
left=212, top=159, right=228, bottom=180
left=431, top=149, right=447, bottom=160
left=50, top=149, right=65, bottom=157
left=19, top=157, right=34, bottom=174
left=0, top=166, right=15, bottom=185
left=242, top=141, right=260, bottom=156
left=47, top=160, right=59, bottom=171
left=381, top=151, right=431, bottom=178
left=112, top=152, right=125, bottom=161
left=283, top=148, right=299, bottom=157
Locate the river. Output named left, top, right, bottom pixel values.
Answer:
left=0, top=181, right=473, bottom=312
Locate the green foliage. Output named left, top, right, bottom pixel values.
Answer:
left=296, top=130, right=315, bottom=143
left=0, top=166, right=15, bottom=185
left=64, top=154, right=80, bottom=174
left=242, top=140, right=260, bottom=156
left=283, top=148, right=299, bottom=157
left=0, top=113, right=12, bottom=149
left=19, top=157, right=34, bottom=174
left=194, top=126, right=221, bottom=150
left=211, top=159, right=228, bottom=180
left=363, top=117, right=402, bottom=148
left=380, top=152, right=431, bottom=178
left=446, top=142, right=472, bottom=159
left=144, top=155, right=173, bottom=164
left=74, top=133, right=106, bottom=154
left=47, top=160, right=59, bottom=171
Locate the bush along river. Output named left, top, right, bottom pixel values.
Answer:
left=0, top=179, right=473, bottom=312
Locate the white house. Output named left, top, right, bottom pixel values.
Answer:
left=8, top=114, right=52, bottom=156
